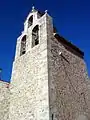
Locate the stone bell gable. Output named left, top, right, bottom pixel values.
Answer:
left=3, top=6, right=90, bottom=120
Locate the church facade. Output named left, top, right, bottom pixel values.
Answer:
left=0, top=7, right=90, bottom=120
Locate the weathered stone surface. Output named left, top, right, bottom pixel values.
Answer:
left=0, top=81, right=10, bottom=120
left=10, top=11, right=50, bottom=120
left=0, top=7, right=90, bottom=120
left=10, top=8, right=90, bottom=120
left=77, top=115, right=88, bottom=120
left=48, top=35, right=90, bottom=120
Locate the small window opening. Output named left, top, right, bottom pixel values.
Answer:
left=32, top=25, right=39, bottom=47
left=28, top=15, right=33, bottom=28
left=20, top=35, right=26, bottom=56
left=52, top=114, right=54, bottom=120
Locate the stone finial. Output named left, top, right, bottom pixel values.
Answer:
left=45, top=10, right=48, bottom=14
left=32, top=6, right=35, bottom=12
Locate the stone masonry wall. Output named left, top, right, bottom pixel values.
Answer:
left=9, top=8, right=90, bottom=120
left=48, top=35, right=90, bottom=120
left=0, top=81, right=10, bottom=120
left=10, top=13, right=50, bottom=120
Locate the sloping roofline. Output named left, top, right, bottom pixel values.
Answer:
left=54, top=33, right=84, bottom=59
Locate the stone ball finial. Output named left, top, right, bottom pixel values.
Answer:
left=32, top=6, right=35, bottom=12
left=45, top=10, right=48, bottom=13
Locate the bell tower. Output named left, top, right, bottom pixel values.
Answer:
left=10, top=7, right=90, bottom=120
left=10, top=7, right=53, bottom=120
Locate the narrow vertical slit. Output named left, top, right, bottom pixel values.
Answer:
left=52, top=114, right=54, bottom=120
